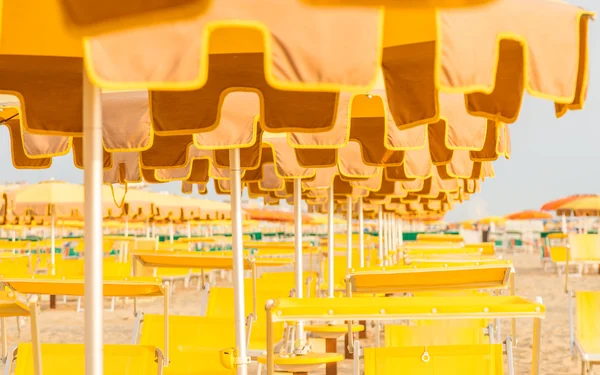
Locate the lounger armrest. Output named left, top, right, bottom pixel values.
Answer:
left=154, top=347, right=164, bottom=374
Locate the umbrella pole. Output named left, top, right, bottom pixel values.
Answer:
left=169, top=221, right=174, bottom=244
left=327, top=186, right=335, bottom=298
left=124, top=217, right=129, bottom=237
left=562, top=214, right=567, bottom=234
left=378, top=207, right=383, bottom=265
left=346, top=198, right=353, bottom=270
left=229, top=148, right=248, bottom=375
left=50, top=212, right=56, bottom=276
left=391, top=214, right=396, bottom=264
left=187, top=220, right=192, bottom=239
left=293, top=178, right=304, bottom=346
left=83, top=73, right=104, bottom=375
left=358, top=198, right=364, bottom=268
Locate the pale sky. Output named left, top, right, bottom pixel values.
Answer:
left=0, top=0, right=597, bottom=222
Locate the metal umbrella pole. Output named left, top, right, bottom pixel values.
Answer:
left=358, top=198, right=365, bottom=268
left=346, top=198, right=353, bottom=270
left=378, top=206, right=384, bottom=265
left=83, top=72, right=104, bottom=375
left=229, top=148, right=248, bottom=375
left=293, top=178, right=305, bottom=347
left=327, top=186, right=335, bottom=298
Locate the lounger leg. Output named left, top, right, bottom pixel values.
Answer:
left=505, top=337, right=514, bottom=375
left=532, top=317, right=542, bottom=375
left=569, top=291, right=575, bottom=358
left=1, top=318, right=6, bottom=363
left=352, top=340, right=361, bottom=375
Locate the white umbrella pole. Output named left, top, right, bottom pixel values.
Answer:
left=124, top=217, right=129, bottom=237
left=391, top=214, right=396, bottom=264
left=293, top=178, right=304, bottom=345
left=146, top=218, right=150, bottom=239
left=83, top=73, right=104, bottom=375
left=398, top=217, right=404, bottom=248
left=50, top=213, right=56, bottom=276
left=378, top=207, right=384, bottom=265
left=346, top=199, right=353, bottom=270
left=562, top=214, right=567, bottom=234
left=358, top=198, right=365, bottom=268
left=187, top=220, right=192, bottom=239
left=229, top=148, right=248, bottom=375
left=327, top=186, right=335, bottom=298
left=169, top=221, right=174, bottom=244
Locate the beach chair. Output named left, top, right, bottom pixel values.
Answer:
left=136, top=314, right=235, bottom=375
left=346, top=262, right=515, bottom=347
left=416, top=234, right=464, bottom=245
left=363, top=345, right=504, bottom=375
left=7, top=343, right=164, bottom=375
left=263, top=296, right=544, bottom=375
left=205, top=285, right=287, bottom=355
left=384, top=325, right=491, bottom=346
left=3, top=278, right=167, bottom=375
left=569, top=291, right=600, bottom=373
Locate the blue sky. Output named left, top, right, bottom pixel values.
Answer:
left=0, top=0, right=597, bottom=222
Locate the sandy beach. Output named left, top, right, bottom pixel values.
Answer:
left=2, top=252, right=599, bottom=374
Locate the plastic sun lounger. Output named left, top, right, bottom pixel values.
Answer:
left=205, top=285, right=287, bottom=355
left=263, top=296, right=545, bottom=375
left=346, top=261, right=514, bottom=294
left=9, top=343, right=164, bottom=375
left=0, top=291, right=31, bottom=362
left=416, top=234, right=464, bottom=244
left=364, top=344, right=504, bottom=375
left=569, top=291, right=600, bottom=373
left=1, top=276, right=172, bottom=369
left=136, top=315, right=235, bottom=375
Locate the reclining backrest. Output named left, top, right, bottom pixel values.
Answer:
left=576, top=291, right=600, bottom=342
left=364, top=345, right=503, bottom=375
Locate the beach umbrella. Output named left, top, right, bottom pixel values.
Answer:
left=541, top=195, right=597, bottom=233
left=505, top=210, right=552, bottom=221
left=0, top=2, right=592, bottom=374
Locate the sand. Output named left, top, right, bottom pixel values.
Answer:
left=1, top=252, right=599, bottom=374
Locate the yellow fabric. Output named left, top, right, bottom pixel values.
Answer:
left=14, top=343, right=158, bottom=375
left=417, top=234, right=463, bottom=244
left=140, top=314, right=234, bottom=375
left=269, top=296, right=545, bottom=322
left=3, top=275, right=163, bottom=297
left=364, top=345, right=504, bottom=375
left=568, top=234, right=600, bottom=261
left=206, top=284, right=286, bottom=351
left=549, top=246, right=569, bottom=263
left=349, top=262, right=512, bottom=293
left=133, top=251, right=286, bottom=270
left=576, top=291, right=600, bottom=356
left=385, top=325, right=488, bottom=347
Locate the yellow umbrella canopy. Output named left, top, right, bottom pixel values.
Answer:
left=478, top=216, right=506, bottom=225
left=556, top=196, right=600, bottom=217
left=8, top=180, right=126, bottom=220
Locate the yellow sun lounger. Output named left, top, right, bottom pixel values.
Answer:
left=364, top=344, right=504, bottom=375
left=1, top=276, right=172, bottom=365
left=136, top=315, right=235, bottom=375
left=8, top=343, right=164, bottom=375
left=569, top=291, right=600, bottom=373
left=346, top=261, right=514, bottom=294
left=264, top=296, right=545, bottom=375
left=416, top=234, right=464, bottom=244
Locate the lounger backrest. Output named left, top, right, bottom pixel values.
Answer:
left=364, top=345, right=503, bottom=374
left=549, top=246, right=569, bottom=263
left=258, top=271, right=318, bottom=297
left=385, top=325, right=488, bottom=347
left=14, top=343, right=159, bottom=375
left=140, top=314, right=235, bottom=349
left=206, top=286, right=285, bottom=350
left=576, top=291, right=600, bottom=342
left=139, top=314, right=235, bottom=373
left=568, top=234, right=600, bottom=261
